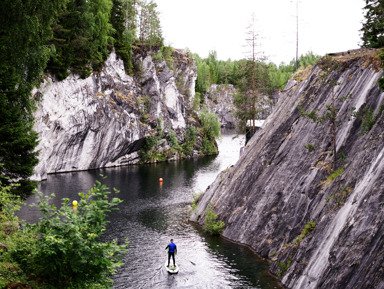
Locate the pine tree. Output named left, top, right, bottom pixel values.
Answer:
left=234, top=14, right=272, bottom=133
left=361, top=0, right=384, bottom=48
left=0, top=0, right=64, bottom=195
left=111, top=0, right=134, bottom=73
left=138, top=0, right=163, bottom=50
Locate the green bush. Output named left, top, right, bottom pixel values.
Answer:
left=140, top=135, right=161, bottom=162
left=191, top=192, right=203, bottom=211
left=14, top=180, right=128, bottom=288
left=201, top=135, right=217, bottom=155
left=204, top=204, right=225, bottom=235
left=182, top=126, right=197, bottom=156
left=199, top=109, right=221, bottom=140
left=294, top=221, right=316, bottom=245
left=0, top=183, right=32, bottom=287
left=278, top=259, right=291, bottom=277
left=357, top=105, right=384, bottom=135
left=167, top=128, right=181, bottom=151
left=304, top=143, right=317, bottom=152
left=321, top=167, right=344, bottom=187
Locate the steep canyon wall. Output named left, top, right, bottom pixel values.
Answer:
left=32, top=49, right=197, bottom=180
left=191, top=49, right=384, bottom=289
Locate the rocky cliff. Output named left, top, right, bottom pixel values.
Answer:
left=190, top=49, right=384, bottom=289
left=204, top=84, right=276, bottom=129
left=32, top=49, right=198, bottom=180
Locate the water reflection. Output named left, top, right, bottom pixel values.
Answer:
left=18, top=132, right=281, bottom=288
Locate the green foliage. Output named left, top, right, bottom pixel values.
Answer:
left=0, top=183, right=35, bottom=287
left=191, top=192, right=203, bottom=211
left=269, top=52, right=321, bottom=90
left=304, top=143, right=317, bottom=152
left=111, top=0, right=134, bottom=74
left=193, top=92, right=201, bottom=110
left=233, top=59, right=273, bottom=131
left=0, top=0, right=65, bottom=195
left=14, top=180, right=128, bottom=288
left=194, top=50, right=321, bottom=95
left=201, top=135, right=217, bottom=155
left=182, top=126, right=197, bottom=156
left=321, top=167, right=344, bottom=187
left=137, top=95, right=151, bottom=117
left=199, top=109, right=221, bottom=139
left=138, top=0, right=163, bottom=49
left=353, top=105, right=384, bottom=134
left=361, top=0, right=384, bottom=48
left=327, top=185, right=353, bottom=208
left=140, top=135, right=162, bottom=162
left=199, top=109, right=220, bottom=155
left=204, top=203, right=225, bottom=235
left=166, top=128, right=181, bottom=151
left=47, top=0, right=114, bottom=79
left=360, top=1, right=384, bottom=89
left=293, top=221, right=316, bottom=245
left=161, top=46, right=175, bottom=70
left=278, top=259, right=291, bottom=277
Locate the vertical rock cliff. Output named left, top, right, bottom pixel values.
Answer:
left=32, top=49, right=197, bottom=180
left=190, top=49, right=384, bottom=288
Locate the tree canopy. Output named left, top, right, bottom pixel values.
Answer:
left=0, top=0, right=65, bottom=195
left=0, top=0, right=164, bottom=195
left=360, top=0, right=384, bottom=48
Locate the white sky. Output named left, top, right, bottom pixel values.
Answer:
left=157, top=0, right=366, bottom=64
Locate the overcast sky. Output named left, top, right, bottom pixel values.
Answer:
left=157, top=0, right=366, bottom=64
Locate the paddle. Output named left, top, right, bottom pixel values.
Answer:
left=178, top=255, right=196, bottom=266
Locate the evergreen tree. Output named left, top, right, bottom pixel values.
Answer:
left=88, top=0, right=114, bottom=71
left=138, top=0, right=163, bottom=50
left=47, top=0, right=113, bottom=79
left=234, top=14, right=272, bottom=133
left=0, top=0, right=64, bottom=195
left=47, top=0, right=93, bottom=79
left=361, top=0, right=384, bottom=48
left=111, top=0, right=134, bottom=73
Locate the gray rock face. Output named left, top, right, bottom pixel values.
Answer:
left=32, top=49, right=197, bottom=180
left=205, top=84, right=276, bottom=128
left=190, top=49, right=384, bottom=288
left=205, top=84, right=237, bottom=128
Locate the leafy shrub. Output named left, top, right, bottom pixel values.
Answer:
left=161, top=46, right=175, bottom=70
left=182, top=126, right=197, bottom=156
left=193, top=92, right=201, bottom=111
left=191, top=192, right=203, bottom=211
left=320, top=167, right=344, bottom=187
left=327, top=186, right=353, bottom=208
left=167, top=128, right=181, bottom=151
left=140, top=135, right=161, bottom=162
left=294, top=221, right=316, bottom=245
left=304, top=143, right=317, bottom=152
left=204, top=203, right=225, bottom=235
left=278, top=259, right=292, bottom=277
left=199, top=109, right=221, bottom=139
left=14, top=180, right=128, bottom=288
left=201, top=135, right=217, bottom=155
left=0, top=183, right=32, bottom=287
left=356, top=105, right=384, bottom=135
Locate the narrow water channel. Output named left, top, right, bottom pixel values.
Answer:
left=18, top=132, right=281, bottom=288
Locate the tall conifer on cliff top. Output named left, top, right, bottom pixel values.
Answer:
left=0, top=0, right=65, bottom=195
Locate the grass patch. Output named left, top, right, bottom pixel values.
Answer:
left=320, top=167, right=344, bottom=187
left=293, top=221, right=316, bottom=245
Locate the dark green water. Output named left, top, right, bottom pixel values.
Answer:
left=18, top=134, right=281, bottom=288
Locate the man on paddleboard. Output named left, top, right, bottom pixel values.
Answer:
left=165, top=239, right=177, bottom=267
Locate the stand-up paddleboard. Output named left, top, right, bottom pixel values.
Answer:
left=165, top=262, right=179, bottom=274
